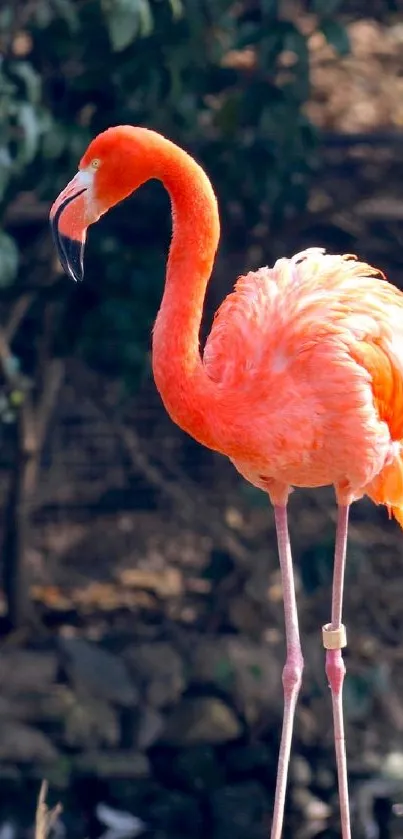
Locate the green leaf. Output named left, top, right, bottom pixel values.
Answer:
left=167, top=0, right=183, bottom=19
left=137, top=0, right=153, bottom=37
left=320, top=18, right=350, bottom=56
left=3, top=355, right=20, bottom=377
left=101, top=0, right=153, bottom=51
left=9, top=390, right=25, bottom=407
left=41, top=122, right=66, bottom=159
left=101, top=0, right=139, bottom=51
left=0, top=147, right=13, bottom=200
left=52, top=0, right=80, bottom=32
left=15, top=102, right=41, bottom=164
left=1, top=409, right=16, bottom=424
left=32, top=0, right=53, bottom=28
left=0, top=231, right=19, bottom=288
left=0, top=7, right=13, bottom=31
left=11, top=61, right=42, bottom=104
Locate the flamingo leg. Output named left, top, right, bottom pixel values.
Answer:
left=323, top=504, right=351, bottom=839
left=271, top=504, right=304, bottom=839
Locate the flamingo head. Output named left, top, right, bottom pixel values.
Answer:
left=50, top=125, right=154, bottom=281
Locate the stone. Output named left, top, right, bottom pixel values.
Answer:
left=161, top=697, right=242, bottom=746
left=136, top=705, right=165, bottom=750
left=119, top=567, right=183, bottom=598
left=291, top=755, right=313, bottom=786
left=74, top=751, right=150, bottom=778
left=0, top=721, right=58, bottom=762
left=96, top=803, right=145, bottom=837
left=293, top=788, right=331, bottom=820
left=383, top=751, right=403, bottom=780
left=59, top=637, right=138, bottom=706
left=0, top=650, right=58, bottom=695
left=63, top=694, right=119, bottom=748
left=210, top=782, right=269, bottom=839
left=125, top=643, right=185, bottom=708
left=0, top=685, right=73, bottom=727
left=190, top=636, right=281, bottom=724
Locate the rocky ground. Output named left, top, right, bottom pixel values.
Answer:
left=1, top=448, right=403, bottom=839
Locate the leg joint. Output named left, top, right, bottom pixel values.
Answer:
left=282, top=651, right=304, bottom=692
left=325, top=648, right=346, bottom=695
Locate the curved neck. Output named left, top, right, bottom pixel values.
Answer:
left=151, top=137, right=221, bottom=449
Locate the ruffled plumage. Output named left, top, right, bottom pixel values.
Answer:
left=203, top=248, right=403, bottom=517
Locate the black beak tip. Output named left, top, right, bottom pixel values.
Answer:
left=50, top=185, right=87, bottom=282
left=63, top=236, right=85, bottom=283
left=51, top=225, right=84, bottom=283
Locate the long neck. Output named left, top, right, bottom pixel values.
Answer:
left=151, top=137, right=222, bottom=450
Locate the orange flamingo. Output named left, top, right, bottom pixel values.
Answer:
left=50, top=126, right=403, bottom=839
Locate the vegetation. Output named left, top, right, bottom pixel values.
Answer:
left=0, top=0, right=349, bottom=624
left=0, top=0, right=353, bottom=389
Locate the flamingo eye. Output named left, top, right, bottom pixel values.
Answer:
left=90, top=158, right=101, bottom=170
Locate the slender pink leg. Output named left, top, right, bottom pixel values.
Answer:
left=323, top=504, right=351, bottom=839
left=270, top=504, right=304, bottom=839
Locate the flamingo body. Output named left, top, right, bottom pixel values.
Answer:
left=202, top=249, right=403, bottom=511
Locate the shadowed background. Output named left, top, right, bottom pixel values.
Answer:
left=1, top=1, right=403, bottom=838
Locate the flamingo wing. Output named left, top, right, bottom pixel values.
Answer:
left=204, top=246, right=403, bottom=460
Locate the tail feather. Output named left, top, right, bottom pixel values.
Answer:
left=365, top=446, right=403, bottom=528
left=391, top=504, right=403, bottom=528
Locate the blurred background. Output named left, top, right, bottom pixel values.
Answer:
left=1, top=0, right=403, bottom=837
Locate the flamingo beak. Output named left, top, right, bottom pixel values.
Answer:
left=50, top=170, right=94, bottom=282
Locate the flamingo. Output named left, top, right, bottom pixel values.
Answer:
left=50, top=125, right=403, bottom=839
